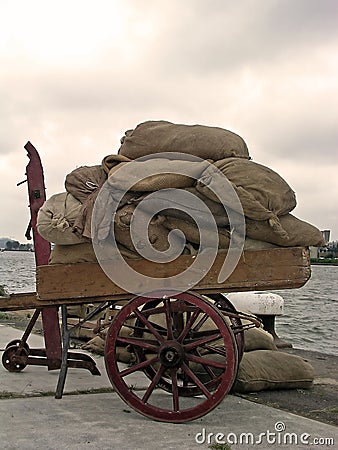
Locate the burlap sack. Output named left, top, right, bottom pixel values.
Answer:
left=246, top=214, right=326, bottom=247
left=113, top=204, right=181, bottom=254
left=196, top=158, right=297, bottom=240
left=83, top=336, right=136, bottom=363
left=101, top=154, right=131, bottom=174
left=163, top=216, right=231, bottom=249
left=64, top=165, right=107, bottom=239
left=67, top=304, right=100, bottom=319
left=49, top=241, right=140, bottom=264
left=243, top=238, right=278, bottom=250
left=244, top=327, right=277, bottom=352
left=108, top=158, right=210, bottom=192
left=82, top=336, right=105, bottom=355
left=118, top=120, right=250, bottom=160
left=65, top=165, right=107, bottom=203
left=163, top=217, right=277, bottom=250
left=233, top=350, right=314, bottom=392
left=185, top=187, right=230, bottom=224
left=49, top=242, right=98, bottom=264
left=37, top=192, right=87, bottom=245
left=135, top=186, right=230, bottom=228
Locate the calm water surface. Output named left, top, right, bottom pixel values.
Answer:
left=1, top=251, right=36, bottom=293
left=1, top=251, right=337, bottom=356
left=275, top=265, right=338, bottom=356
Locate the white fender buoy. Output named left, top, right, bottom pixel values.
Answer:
left=224, top=291, right=284, bottom=316
left=224, top=291, right=291, bottom=348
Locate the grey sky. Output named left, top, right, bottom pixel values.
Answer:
left=0, top=0, right=337, bottom=241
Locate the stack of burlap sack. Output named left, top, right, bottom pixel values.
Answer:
left=37, top=120, right=325, bottom=264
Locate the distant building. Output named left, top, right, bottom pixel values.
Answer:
left=310, top=230, right=330, bottom=259
left=309, top=246, right=319, bottom=259
left=322, top=230, right=330, bottom=244
left=310, top=230, right=338, bottom=259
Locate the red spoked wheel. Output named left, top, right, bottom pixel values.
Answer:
left=104, top=290, right=238, bottom=423
left=132, top=294, right=240, bottom=396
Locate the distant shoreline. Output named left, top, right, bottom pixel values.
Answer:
left=2, top=249, right=338, bottom=264
left=310, top=260, right=338, bottom=266
left=0, top=249, right=34, bottom=253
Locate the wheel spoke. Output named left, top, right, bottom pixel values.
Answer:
left=134, top=308, right=164, bottom=343
left=189, top=348, right=216, bottom=381
left=184, top=332, right=222, bottom=351
left=116, top=335, right=159, bottom=352
left=191, top=312, right=209, bottom=332
left=170, top=368, right=179, bottom=411
left=119, top=356, right=159, bottom=377
left=186, top=353, right=226, bottom=370
left=177, top=308, right=201, bottom=343
left=130, top=305, right=166, bottom=318
left=130, top=322, right=168, bottom=336
left=181, top=363, right=212, bottom=398
left=203, top=344, right=227, bottom=357
left=163, top=298, right=173, bottom=339
left=142, top=365, right=166, bottom=403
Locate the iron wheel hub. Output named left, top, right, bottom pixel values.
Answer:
left=159, top=341, right=184, bottom=368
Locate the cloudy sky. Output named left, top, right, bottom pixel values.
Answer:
left=1, top=0, right=337, bottom=243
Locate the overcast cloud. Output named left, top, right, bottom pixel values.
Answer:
left=0, top=0, right=337, bottom=242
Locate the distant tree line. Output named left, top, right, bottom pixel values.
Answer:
left=2, top=240, right=33, bottom=251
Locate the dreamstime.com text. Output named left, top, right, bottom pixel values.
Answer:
left=194, top=422, right=335, bottom=446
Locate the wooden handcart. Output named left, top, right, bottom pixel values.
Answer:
left=0, top=143, right=311, bottom=423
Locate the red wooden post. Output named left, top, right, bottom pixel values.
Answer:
left=24, top=141, right=62, bottom=368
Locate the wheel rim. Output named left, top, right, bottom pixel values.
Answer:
left=105, top=290, right=238, bottom=423
left=206, top=293, right=245, bottom=361
left=5, top=339, right=30, bottom=353
left=2, top=345, right=29, bottom=372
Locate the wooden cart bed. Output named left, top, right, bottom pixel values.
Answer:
left=1, top=247, right=310, bottom=311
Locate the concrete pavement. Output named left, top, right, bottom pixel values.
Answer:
left=1, top=325, right=337, bottom=450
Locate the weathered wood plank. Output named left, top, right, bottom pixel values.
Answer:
left=0, top=292, right=129, bottom=311
left=36, top=247, right=310, bottom=300
left=0, top=247, right=310, bottom=310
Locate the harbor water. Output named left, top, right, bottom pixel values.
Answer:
left=1, top=251, right=337, bottom=356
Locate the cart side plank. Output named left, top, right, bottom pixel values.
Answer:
left=38, top=247, right=310, bottom=299
left=0, top=247, right=310, bottom=311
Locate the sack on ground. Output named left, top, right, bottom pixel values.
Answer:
left=244, top=327, right=278, bottom=352
left=233, top=350, right=314, bottom=392
left=82, top=336, right=105, bottom=356
left=118, top=120, right=250, bottom=160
